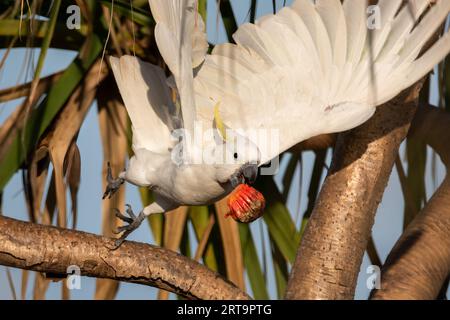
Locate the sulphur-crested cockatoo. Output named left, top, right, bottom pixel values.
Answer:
left=107, top=0, right=450, bottom=246
left=107, top=0, right=260, bottom=246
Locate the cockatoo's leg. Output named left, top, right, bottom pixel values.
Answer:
left=102, top=162, right=126, bottom=200
left=112, top=198, right=177, bottom=248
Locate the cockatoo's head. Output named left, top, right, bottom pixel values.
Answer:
left=223, top=135, right=260, bottom=188
left=213, top=104, right=261, bottom=187
left=212, top=130, right=261, bottom=187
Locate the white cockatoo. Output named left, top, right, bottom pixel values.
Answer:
left=107, top=0, right=450, bottom=246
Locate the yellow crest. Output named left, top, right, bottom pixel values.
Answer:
left=214, top=102, right=227, bottom=141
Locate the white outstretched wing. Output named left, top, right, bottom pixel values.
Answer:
left=194, top=0, right=450, bottom=165
left=111, top=1, right=208, bottom=154
left=149, top=0, right=208, bottom=137
left=110, top=56, right=176, bottom=153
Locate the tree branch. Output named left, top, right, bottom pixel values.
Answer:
left=0, top=215, right=250, bottom=300
left=290, top=134, right=336, bottom=153
left=0, top=71, right=63, bottom=103
left=285, top=83, right=422, bottom=299
left=371, top=106, right=450, bottom=299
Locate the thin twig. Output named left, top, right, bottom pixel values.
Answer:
left=98, top=0, right=115, bottom=84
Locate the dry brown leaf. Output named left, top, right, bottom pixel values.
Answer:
left=101, top=5, right=123, bottom=56
left=20, top=270, right=28, bottom=300
left=94, top=76, right=128, bottom=300
left=23, top=145, right=50, bottom=223
left=0, top=84, right=48, bottom=162
left=0, top=36, right=16, bottom=70
left=32, top=173, right=57, bottom=300
left=22, top=59, right=106, bottom=300
left=157, top=206, right=189, bottom=300
left=194, top=213, right=215, bottom=261
left=5, top=267, right=17, bottom=300
left=65, top=142, right=81, bottom=229
left=33, top=272, right=49, bottom=300
left=21, top=147, right=49, bottom=299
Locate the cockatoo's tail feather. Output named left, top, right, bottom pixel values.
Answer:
left=227, top=184, right=265, bottom=223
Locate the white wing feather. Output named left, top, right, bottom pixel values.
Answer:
left=149, top=0, right=206, bottom=137
left=109, top=56, right=175, bottom=153
left=110, top=1, right=208, bottom=155
left=194, top=0, right=450, bottom=164
left=291, top=0, right=333, bottom=77
left=343, top=0, right=367, bottom=64
left=376, top=0, right=431, bottom=61
left=316, top=0, right=347, bottom=68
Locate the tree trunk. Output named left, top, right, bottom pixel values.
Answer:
left=371, top=106, right=450, bottom=299
left=285, top=84, right=422, bottom=299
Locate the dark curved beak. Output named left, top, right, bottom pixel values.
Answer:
left=230, top=164, right=259, bottom=188
left=242, top=163, right=258, bottom=184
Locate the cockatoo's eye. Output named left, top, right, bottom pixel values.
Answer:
left=233, top=152, right=238, bottom=159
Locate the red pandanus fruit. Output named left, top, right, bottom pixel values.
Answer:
left=226, top=184, right=265, bottom=223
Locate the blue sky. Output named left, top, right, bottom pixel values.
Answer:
left=0, top=0, right=447, bottom=300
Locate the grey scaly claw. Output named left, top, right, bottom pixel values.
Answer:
left=112, top=223, right=131, bottom=235
left=112, top=204, right=146, bottom=248
left=114, top=208, right=133, bottom=224
left=125, top=204, right=136, bottom=219
left=102, top=162, right=125, bottom=200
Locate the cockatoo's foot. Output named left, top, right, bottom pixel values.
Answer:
left=102, top=162, right=125, bottom=199
left=112, top=204, right=146, bottom=248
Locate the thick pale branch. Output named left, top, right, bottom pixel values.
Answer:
left=0, top=215, right=250, bottom=300
left=290, top=134, right=336, bottom=153
left=371, top=178, right=450, bottom=299
left=371, top=106, right=450, bottom=299
left=285, top=84, right=422, bottom=300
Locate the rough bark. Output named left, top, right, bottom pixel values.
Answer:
left=285, top=84, right=422, bottom=300
left=371, top=106, right=450, bottom=299
left=0, top=215, right=250, bottom=300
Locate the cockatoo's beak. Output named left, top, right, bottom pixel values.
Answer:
left=230, top=163, right=258, bottom=188
left=242, top=163, right=258, bottom=184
